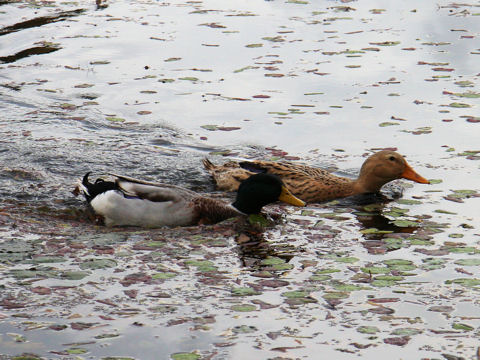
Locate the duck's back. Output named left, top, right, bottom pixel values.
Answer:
left=240, top=160, right=355, bottom=203
left=204, top=159, right=356, bottom=203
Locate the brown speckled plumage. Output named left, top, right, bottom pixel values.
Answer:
left=203, top=150, right=430, bottom=203
left=190, top=197, right=240, bottom=225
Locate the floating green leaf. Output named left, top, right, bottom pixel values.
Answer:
left=396, top=199, right=422, bottom=205
left=370, top=41, right=400, bottom=46
left=230, top=304, right=257, bottom=312
left=446, top=246, right=477, bottom=254
left=90, top=60, right=110, bottom=65
left=282, top=290, right=309, bottom=298
left=361, top=228, right=393, bottom=234
left=448, top=102, right=471, bottom=108
left=152, top=272, right=177, bottom=280
left=178, top=77, right=198, bottom=82
left=106, top=117, right=125, bottom=123
left=454, top=259, right=480, bottom=266
left=322, top=292, right=349, bottom=300
left=391, top=328, right=422, bottom=336
left=361, top=267, right=390, bottom=274
left=309, top=274, right=332, bottom=282
left=66, top=348, right=88, bottom=354
left=451, top=91, right=480, bottom=98
left=231, top=287, right=259, bottom=296
left=379, top=122, right=399, bottom=127
left=330, top=281, right=369, bottom=292
left=315, top=268, right=341, bottom=274
left=445, top=278, right=480, bottom=287
left=232, top=325, right=257, bottom=334
left=452, top=323, right=474, bottom=331
left=61, top=271, right=90, bottom=280
left=392, top=220, right=419, bottom=227
left=384, top=259, right=413, bottom=266
left=80, top=259, right=117, bottom=270
left=171, top=353, right=201, bottom=360
left=357, top=326, right=380, bottom=334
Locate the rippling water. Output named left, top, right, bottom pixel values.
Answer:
left=1, top=1, right=479, bottom=359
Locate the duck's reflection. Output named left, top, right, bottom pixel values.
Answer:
left=234, top=185, right=421, bottom=267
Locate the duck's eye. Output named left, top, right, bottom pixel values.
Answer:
left=388, top=156, right=396, bottom=162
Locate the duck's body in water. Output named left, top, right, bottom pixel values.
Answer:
left=203, top=150, right=429, bottom=203
left=75, top=172, right=305, bottom=227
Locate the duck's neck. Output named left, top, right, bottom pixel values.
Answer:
left=231, top=198, right=262, bottom=216
left=353, top=173, right=388, bottom=194
left=193, top=197, right=244, bottom=224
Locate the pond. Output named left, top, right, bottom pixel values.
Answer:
left=1, top=0, right=479, bottom=359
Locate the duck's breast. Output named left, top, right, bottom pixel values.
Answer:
left=90, top=190, right=196, bottom=227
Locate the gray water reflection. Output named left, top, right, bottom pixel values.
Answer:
left=1, top=1, right=480, bottom=359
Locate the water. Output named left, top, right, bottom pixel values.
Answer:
left=1, top=1, right=479, bottom=359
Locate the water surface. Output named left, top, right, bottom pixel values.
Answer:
left=1, top=1, right=479, bottom=359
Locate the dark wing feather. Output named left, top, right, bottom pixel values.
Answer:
left=113, top=175, right=196, bottom=203
left=110, top=173, right=197, bottom=196
left=240, top=161, right=333, bottom=179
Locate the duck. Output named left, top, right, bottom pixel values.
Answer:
left=75, top=172, right=305, bottom=227
left=203, top=150, right=430, bottom=203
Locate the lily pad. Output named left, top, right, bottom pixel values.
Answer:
left=231, top=287, right=260, bottom=296
left=454, top=259, right=480, bottom=266
left=178, top=77, right=198, bottom=82
left=448, top=102, right=471, bottom=108
left=322, top=292, right=349, bottom=300
left=330, top=281, right=369, bottom=292
left=315, top=268, right=341, bottom=274
left=29, top=256, right=66, bottom=264
left=445, top=278, right=480, bottom=287
left=230, top=304, right=257, bottom=312
left=232, top=325, right=257, bottom=334
left=452, top=323, right=474, bottom=331
left=357, top=326, right=380, bottom=334
left=396, top=199, right=422, bottom=205
left=282, top=290, right=310, bottom=299
left=309, top=274, right=332, bottom=282
left=383, top=259, right=413, bottom=266
left=421, top=258, right=446, bottom=270
left=184, top=260, right=217, bottom=272
left=106, top=117, right=125, bottom=123
left=361, top=266, right=391, bottom=274
left=66, top=348, right=88, bottom=354
left=391, top=328, right=422, bottom=336
left=61, top=271, right=90, bottom=280
left=152, top=272, right=177, bottom=280
left=79, top=259, right=117, bottom=270
left=170, top=353, right=201, bottom=360
left=392, top=220, right=419, bottom=227
left=361, top=228, right=393, bottom=235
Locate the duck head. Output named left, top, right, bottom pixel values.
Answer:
left=232, top=173, right=305, bottom=214
left=355, top=150, right=429, bottom=193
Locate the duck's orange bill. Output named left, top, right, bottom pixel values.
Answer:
left=279, top=186, right=306, bottom=207
left=401, top=163, right=430, bottom=184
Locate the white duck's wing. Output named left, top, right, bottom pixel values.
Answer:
left=111, top=173, right=197, bottom=203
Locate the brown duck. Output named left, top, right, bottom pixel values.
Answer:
left=203, top=150, right=430, bottom=203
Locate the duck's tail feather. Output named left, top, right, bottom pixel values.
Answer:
left=73, top=172, right=91, bottom=199
left=239, top=161, right=267, bottom=174
left=202, top=158, right=215, bottom=172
